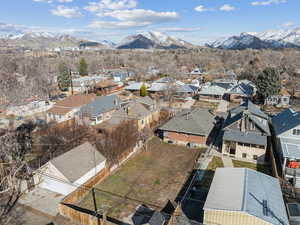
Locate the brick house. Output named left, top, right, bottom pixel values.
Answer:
left=159, top=108, right=216, bottom=148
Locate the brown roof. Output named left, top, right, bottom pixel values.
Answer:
left=280, top=88, right=291, bottom=96
left=96, top=80, right=118, bottom=88
left=47, top=94, right=96, bottom=115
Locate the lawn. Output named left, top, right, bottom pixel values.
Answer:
left=232, top=160, right=273, bottom=175
left=193, top=100, right=218, bottom=111
left=78, top=137, right=200, bottom=221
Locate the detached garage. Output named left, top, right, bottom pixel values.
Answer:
left=36, top=142, right=106, bottom=195
left=203, top=168, right=289, bottom=225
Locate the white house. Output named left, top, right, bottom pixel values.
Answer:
left=35, top=142, right=106, bottom=195
left=46, top=94, right=96, bottom=123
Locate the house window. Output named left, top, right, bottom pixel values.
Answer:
left=242, top=153, right=247, bottom=158
left=293, top=129, right=300, bottom=135
left=253, top=155, right=258, bottom=160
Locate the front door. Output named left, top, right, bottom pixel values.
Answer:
left=230, top=148, right=236, bottom=155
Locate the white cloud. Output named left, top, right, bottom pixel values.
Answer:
left=282, top=21, right=295, bottom=28
left=251, top=0, right=287, bottom=6
left=220, top=4, right=236, bottom=11
left=195, top=5, right=209, bottom=12
left=85, top=0, right=137, bottom=14
left=33, top=0, right=53, bottom=3
left=89, top=9, right=178, bottom=29
left=51, top=5, right=83, bottom=18
left=58, top=0, right=73, bottom=2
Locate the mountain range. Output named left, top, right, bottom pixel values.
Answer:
left=207, top=28, right=300, bottom=50
left=116, top=32, right=194, bottom=49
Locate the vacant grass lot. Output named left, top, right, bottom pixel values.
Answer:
left=79, top=137, right=200, bottom=221
left=232, top=160, right=273, bottom=175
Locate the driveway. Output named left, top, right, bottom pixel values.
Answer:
left=19, top=188, right=65, bottom=217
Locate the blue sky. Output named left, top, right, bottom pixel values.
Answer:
left=0, top=0, right=299, bottom=44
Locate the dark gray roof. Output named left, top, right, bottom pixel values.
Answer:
left=230, top=101, right=268, bottom=119
left=79, top=95, right=120, bottom=117
left=272, top=108, right=300, bottom=136
left=159, top=108, right=216, bottom=136
left=204, top=168, right=289, bottom=225
left=227, top=83, right=253, bottom=96
left=50, top=142, right=106, bottom=183
left=223, top=130, right=267, bottom=145
left=148, top=211, right=166, bottom=225
left=213, top=82, right=233, bottom=90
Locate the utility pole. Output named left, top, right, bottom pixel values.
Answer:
left=92, top=188, right=100, bottom=225
left=69, top=69, right=74, bottom=95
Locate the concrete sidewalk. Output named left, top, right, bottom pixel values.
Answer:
left=222, top=157, right=234, bottom=168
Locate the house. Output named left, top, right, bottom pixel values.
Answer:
left=125, top=82, right=150, bottom=93
left=95, top=80, right=119, bottom=95
left=109, top=100, right=154, bottom=130
left=222, top=101, right=270, bottom=162
left=159, top=108, right=216, bottom=148
left=272, top=108, right=300, bottom=187
left=46, top=94, right=96, bottom=123
left=265, top=88, right=291, bottom=106
left=226, top=82, right=254, bottom=103
left=147, top=77, right=175, bottom=94
left=203, top=168, right=289, bottom=225
left=76, top=95, right=121, bottom=126
left=198, top=83, right=228, bottom=101
left=71, top=76, right=105, bottom=93
left=6, top=99, right=53, bottom=117
left=36, top=142, right=106, bottom=195
left=174, top=84, right=198, bottom=98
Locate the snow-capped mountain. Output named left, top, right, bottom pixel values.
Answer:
left=116, top=32, right=194, bottom=49
left=208, top=28, right=300, bottom=50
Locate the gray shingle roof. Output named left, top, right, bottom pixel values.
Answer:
left=148, top=211, right=166, bottom=225
left=159, top=108, right=216, bottom=136
left=227, top=83, right=254, bottom=96
left=223, top=129, right=267, bottom=145
left=204, top=168, right=289, bottom=225
left=272, top=108, right=300, bottom=136
left=50, top=142, right=106, bottom=183
left=279, top=137, right=300, bottom=159
left=79, top=95, right=120, bottom=117
left=230, top=101, right=268, bottom=119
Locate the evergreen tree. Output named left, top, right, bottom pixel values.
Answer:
left=57, top=62, right=70, bottom=91
left=140, top=83, right=148, bottom=97
left=256, top=67, right=281, bottom=99
left=79, top=58, right=88, bottom=76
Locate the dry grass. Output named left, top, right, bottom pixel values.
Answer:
left=78, top=137, right=201, bottom=220
left=193, top=100, right=218, bottom=110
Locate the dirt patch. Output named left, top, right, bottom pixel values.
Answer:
left=78, top=137, right=200, bottom=222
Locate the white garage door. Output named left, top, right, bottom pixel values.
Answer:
left=39, top=176, right=76, bottom=196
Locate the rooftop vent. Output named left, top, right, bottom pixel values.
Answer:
left=263, top=200, right=268, bottom=216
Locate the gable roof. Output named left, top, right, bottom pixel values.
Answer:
left=79, top=95, right=120, bottom=117
left=148, top=83, right=169, bottom=92
left=136, top=96, right=156, bottom=106
left=159, top=108, right=216, bottom=136
left=204, top=168, right=289, bottom=225
left=272, top=108, right=300, bottom=136
left=47, top=94, right=96, bottom=115
left=227, top=83, right=253, bottom=96
left=50, top=142, right=106, bottom=183
left=113, top=101, right=151, bottom=121
left=199, top=84, right=227, bottom=96
left=175, top=84, right=196, bottom=93
left=230, top=100, right=268, bottom=119
left=125, top=82, right=149, bottom=91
